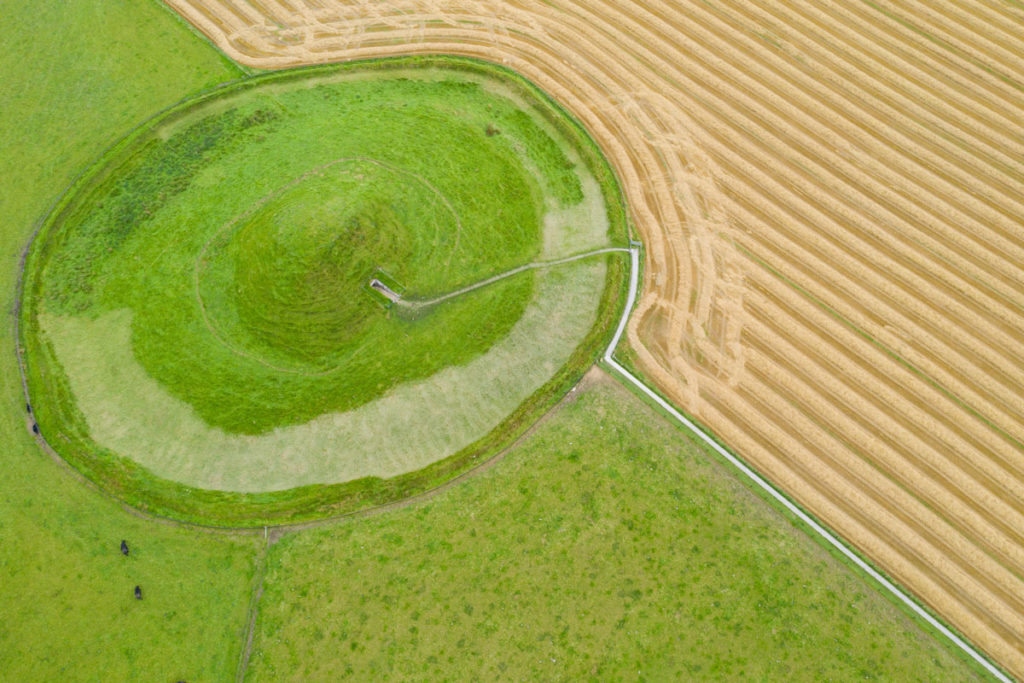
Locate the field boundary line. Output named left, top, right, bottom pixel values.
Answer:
left=604, top=246, right=1010, bottom=683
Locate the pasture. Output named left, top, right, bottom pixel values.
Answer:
left=0, top=1, right=258, bottom=680
left=245, top=373, right=986, bottom=681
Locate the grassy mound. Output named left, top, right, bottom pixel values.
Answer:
left=208, top=161, right=425, bottom=365
left=20, top=58, right=630, bottom=522
left=37, top=71, right=554, bottom=434
left=0, top=6, right=993, bottom=679
left=196, top=157, right=525, bottom=383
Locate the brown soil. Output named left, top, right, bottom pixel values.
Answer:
left=163, top=0, right=1024, bottom=675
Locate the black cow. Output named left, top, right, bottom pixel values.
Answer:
left=134, top=585, right=142, bottom=600
left=31, top=423, right=39, bottom=435
left=25, top=402, right=31, bottom=414
left=120, top=540, right=129, bottom=556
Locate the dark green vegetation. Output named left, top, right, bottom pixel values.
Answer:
left=21, top=56, right=629, bottom=523
left=247, top=375, right=985, bottom=681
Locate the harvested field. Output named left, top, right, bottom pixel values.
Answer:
left=164, top=0, right=1024, bottom=675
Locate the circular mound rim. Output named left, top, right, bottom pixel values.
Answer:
left=14, top=55, right=634, bottom=529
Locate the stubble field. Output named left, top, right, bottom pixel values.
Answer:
left=163, top=0, right=1024, bottom=674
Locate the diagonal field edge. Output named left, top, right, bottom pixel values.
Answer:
left=604, top=246, right=1011, bottom=683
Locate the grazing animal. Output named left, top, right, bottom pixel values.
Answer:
left=31, top=423, right=39, bottom=435
left=134, top=585, right=142, bottom=600
left=25, top=402, right=31, bottom=414
left=120, top=540, right=129, bottom=556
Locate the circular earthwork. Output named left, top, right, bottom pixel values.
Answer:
left=18, top=57, right=630, bottom=526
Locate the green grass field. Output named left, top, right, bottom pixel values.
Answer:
left=246, top=373, right=985, bottom=681
left=0, top=0, right=993, bottom=680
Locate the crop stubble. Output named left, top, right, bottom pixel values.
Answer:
left=164, top=0, right=1024, bottom=675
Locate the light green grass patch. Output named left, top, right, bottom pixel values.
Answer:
left=0, top=1, right=257, bottom=681
left=1, top=500, right=261, bottom=682
left=246, top=375, right=987, bottom=681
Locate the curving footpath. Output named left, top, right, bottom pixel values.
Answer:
left=398, top=246, right=630, bottom=308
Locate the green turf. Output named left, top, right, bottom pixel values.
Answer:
left=205, top=159, right=458, bottom=364
left=0, top=1, right=259, bottom=680
left=30, top=68, right=558, bottom=428
left=41, top=258, right=606, bottom=492
left=246, top=375, right=988, bottom=681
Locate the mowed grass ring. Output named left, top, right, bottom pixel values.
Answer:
left=20, top=57, right=630, bottom=525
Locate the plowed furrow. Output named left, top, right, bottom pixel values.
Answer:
left=870, top=1, right=1024, bottom=85
left=166, top=0, right=234, bottom=42
left=650, top=0, right=1024, bottom=248
left=978, top=0, right=1024, bottom=25
left=715, top=1, right=1024, bottom=226
left=558, top=0, right=1024, bottom=323
left=838, top=1, right=1024, bottom=115
left=741, top=330, right=1024, bottom=580
left=772, top=2, right=1024, bottom=152
left=702, top=390, right=1024, bottom=668
left=544, top=0, right=1024, bottom=366
left=673, top=106, right=1024, bottom=413
left=741, top=272, right=1024, bottom=517
left=741, top=279, right=1024, bottom=571
left=725, top=189, right=1024, bottom=451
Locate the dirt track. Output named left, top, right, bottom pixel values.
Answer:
left=163, top=0, right=1024, bottom=675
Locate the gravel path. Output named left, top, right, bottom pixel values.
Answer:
left=396, top=246, right=630, bottom=309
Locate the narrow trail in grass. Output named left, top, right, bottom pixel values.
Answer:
left=236, top=529, right=276, bottom=682
left=397, top=246, right=629, bottom=309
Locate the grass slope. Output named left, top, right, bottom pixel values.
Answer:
left=0, top=1, right=258, bottom=680
left=31, top=69, right=556, bottom=429
left=246, top=373, right=987, bottom=681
